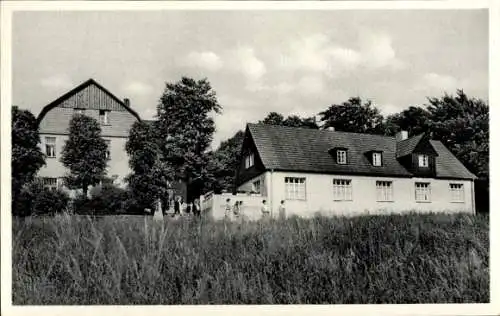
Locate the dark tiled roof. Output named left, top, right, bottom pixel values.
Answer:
left=247, top=123, right=476, bottom=180
left=430, top=141, right=477, bottom=179
left=396, top=133, right=424, bottom=158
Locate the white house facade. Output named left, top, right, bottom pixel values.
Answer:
left=234, top=123, right=476, bottom=218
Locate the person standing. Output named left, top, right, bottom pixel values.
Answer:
left=193, top=199, right=201, bottom=217
left=174, top=196, right=181, bottom=216
left=261, top=199, right=270, bottom=220
left=278, top=200, right=286, bottom=220
left=224, top=198, right=232, bottom=220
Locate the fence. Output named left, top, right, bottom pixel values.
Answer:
left=200, top=192, right=267, bottom=221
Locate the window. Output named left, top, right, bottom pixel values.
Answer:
left=104, top=140, right=111, bottom=159
left=42, top=177, right=58, bottom=191
left=415, top=182, right=431, bottom=202
left=450, top=183, right=464, bottom=202
left=337, top=150, right=347, bottom=164
left=74, top=108, right=85, bottom=115
left=99, top=110, right=110, bottom=125
left=418, top=154, right=429, bottom=167
left=45, top=137, right=56, bottom=158
left=252, top=180, right=261, bottom=194
left=333, top=179, right=352, bottom=201
left=285, top=177, right=306, bottom=200
left=376, top=181, right=393, bottom=201
left=372, top=152, right=382, bottom=166
left=245, top=153, right=255, bottom=169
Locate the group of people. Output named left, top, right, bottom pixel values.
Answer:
left=155, top=196, right=202, bottom=218
left=224, top=198, right=287, bottom=221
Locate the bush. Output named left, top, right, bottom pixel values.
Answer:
left=13, top=180, right=70, bottom=216
left=74, top=183, right=128, bottom=215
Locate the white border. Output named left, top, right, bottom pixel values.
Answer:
left=1, top=1, right=498, bottom=316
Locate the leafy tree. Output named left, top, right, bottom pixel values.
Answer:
left=425, top=90, right=489, bottom=178
left=11, top=106, right=46, bottom=215
left=60, top=114, right=109, bottom=197
left=209, top=130, right=245, bottom=193
left=156, top=77, right=221, bottom=201
left=319, top=97, right=384, bottom=134
left=260, top=112, right=319, bottom=129
left=125, top=120, right=174, bottom=211
left=261, top=112, right=285, bottom=125
left=383, top=106, right=432, bottom=137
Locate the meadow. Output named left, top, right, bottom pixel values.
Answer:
left=12, top=212, right=489, bottom=304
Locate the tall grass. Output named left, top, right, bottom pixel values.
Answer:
left=12, top=212, right=489, bottom=304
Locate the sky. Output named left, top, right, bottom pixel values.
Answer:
left=12, top=9, right=488, bottom=148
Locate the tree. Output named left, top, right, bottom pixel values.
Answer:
left=156, top=77, right=221, bottom=201
left=60, top=114, right=109, bottom=197
left=318, top=97, right=385, bottom=134
left=425, top=90, right=489, bottom=178
left=209, top=130, right=245, bottom=193
left=283, top=115, right=319, bottom=129
left=125, top=120, right=174, bottom=210
left=383, top=106, right=432, bottom=137
left=261, top=112, right=285, bottom=125
left=260, top=112, right=319, bottom=129
left=11, top=106, right=45, bottom=214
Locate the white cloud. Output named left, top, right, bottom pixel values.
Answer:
left=122, top=81, right=154, bottom=96
left=422, top=72, right=458, bottom=91
left=228, top=46, right=266, bottom=82
left=185, top=51, right=223, bottom=72
left=298, top=75, right=324, bottom=95
left=281, top=30, right=405, bottom=77
left=40, top=74, right=74, bottom=90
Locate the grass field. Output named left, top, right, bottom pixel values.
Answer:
left=12, top=212, right=489, bottom=304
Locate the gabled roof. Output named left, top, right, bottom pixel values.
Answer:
left=396, top=133, right=424, bottom=158
left=36, top=78, right=141, bottom=124
left=246, top=123, right=476, bottom=180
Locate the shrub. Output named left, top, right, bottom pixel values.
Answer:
left=74, top=183, right=128, bottom=215
left=13, top=179, right=70, bottom=216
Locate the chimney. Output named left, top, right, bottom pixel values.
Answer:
left=327, top=126, right=335, bottom=131
left=396, top=130, right=408, bottom=141
left=124, top=98, right=130, bottom=107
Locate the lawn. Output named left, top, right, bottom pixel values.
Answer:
left=12, top=212, right=489, bottom=304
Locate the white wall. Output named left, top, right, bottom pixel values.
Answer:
left=38, top=134, right=131, bottom=188
left=238, top=171, right=474, bottom=218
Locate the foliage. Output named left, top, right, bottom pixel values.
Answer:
left=383, top=106, right=432, bottom=137
left=11, top=106, right=46, bottom=214
left=260, top=111, right=319, bottom=129
left=60, top=114, right=109, bottom=196
left=125, top=120, right=173, bottom=210
left=74, top=183, right=128, bottom=215
left=319, top=97, right=385, bottom=134
left=207, top=130, right=245, bottom=193
left=14, top=179, right=69, bottom=216
left=12, top=213, right=488, bottom=304
left=425, top=90, right=489, bottom=178
left=156, top=77, right=221, bottom=200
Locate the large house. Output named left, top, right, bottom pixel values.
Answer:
left=36, top=79, right=141, bottom=190
left=234, top=123, right=477, bottom=217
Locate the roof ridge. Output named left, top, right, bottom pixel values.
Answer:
left=248, top=122, right=396, bottom=139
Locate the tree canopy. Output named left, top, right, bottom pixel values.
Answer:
left=125, top=120, right=174, bottom=210
left=319, top=97, right=384, bottom=134
left=60, top=114, right=109, bottom=196
left=260, top=112, right=319, bottom=129
left=155, top=77, right=221, bottom=200
left=11, top=106, right=46, bottom=211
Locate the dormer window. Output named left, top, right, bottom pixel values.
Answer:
left=372, top=152, right=382, bottom=166
left=245, top=152, right=255, bottom=169
left=337, top=150, right=347, bottom=164
left=418, top=154, right=429, bottom=167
